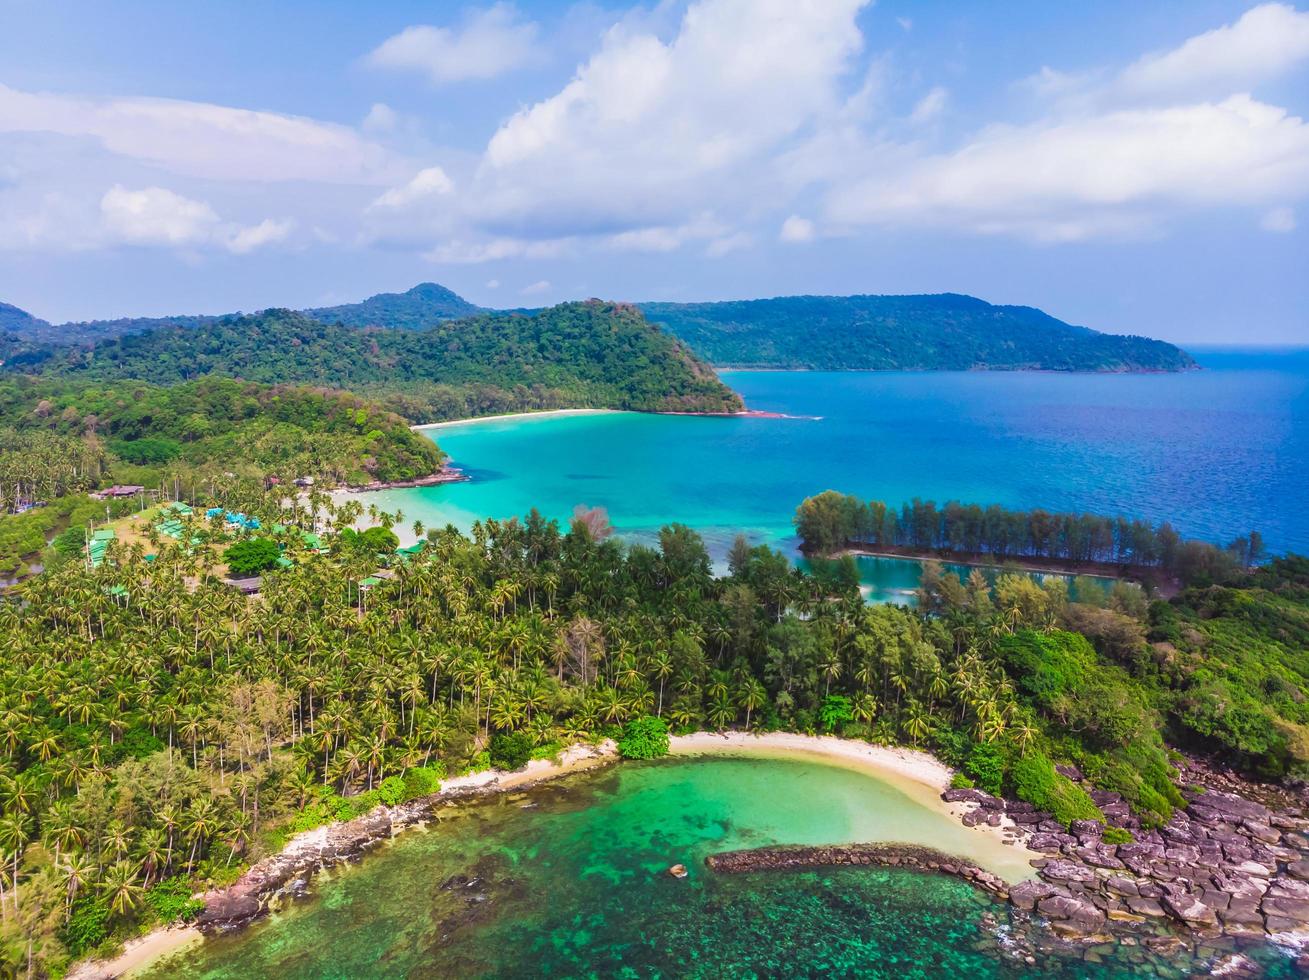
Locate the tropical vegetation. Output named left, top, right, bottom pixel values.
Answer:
left=11, top=301, right=743, bottom=420
left=641, top=293, right=1196, bottom=372
left=0, top=480, right=1303, bottom=974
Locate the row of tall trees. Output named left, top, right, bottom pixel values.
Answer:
left=795, top=491, right=1263, bottom=582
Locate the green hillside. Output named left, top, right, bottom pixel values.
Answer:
left=20, top=300, right=743, bottom=419
left=0, top=301, right=48, bottom=335
left=640, top=293, right=1196, bottom=372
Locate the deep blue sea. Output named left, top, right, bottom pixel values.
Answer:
left=367, top=348, right=1307, bottom=570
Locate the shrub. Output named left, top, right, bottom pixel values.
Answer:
left=52, top=524, right=88, bottom=559
left=1102, top=827, right=1134, bottom=845
left=617, top=716, right=670, bottom=760
left=965, top=742, right=1006, bottom=795
left=377, top=775, right=405, bottom=807
left=60, top=895, right=110, bottom=957
left=818, top=695, right=854, bottom=733
left=146, top=878, right=205, bottom=924
left=949, top=772, right=975, bottom=789
left=1010, top=751, right=1103, bottom=827
left=488, top=732, right=534, bottom=771
left=401, top=765, right=444, bottom=801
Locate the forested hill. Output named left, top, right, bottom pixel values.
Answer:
left=302, top=282, right=481, bottom=329
left=22, top=300, right=743, bottom=418
left=0, top=282, right=479, bottom=347
left=640, top=293, right=1196, bottom=372
left=0, top=301, right=47, bottom=334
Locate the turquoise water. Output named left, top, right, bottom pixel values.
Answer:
left=135, top=756, right=1295, bottom=978
left=802, top=555, right=1102, bottom=607
left=366, top=350, right=1307, bottom=580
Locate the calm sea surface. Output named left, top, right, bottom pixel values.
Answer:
left=366, top=350, right=1307, bottom=584
left=137, top=756, right=1297, bottom=978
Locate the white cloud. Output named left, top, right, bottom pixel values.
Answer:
left=485, top=278, right=500, bottom=288
left=896, top=17, right=912, bottom=32
left=476, top=0, right=870, bottom=237
left=705, top=232, right=753, bottom=257
left=1117, top=3, right=1309, bottom=100
left=521, top=279, right=551, bottom=295
left=779, top=215, right=816, bottom=243
left=828, top=96, right=1309, bottom=241
left=362, top=103, right=398, bottom=133
left=605, top=214, right=729, bottom=253
left=424, top=236, right=571, bottom=264
left=0, top=83, right=396, bottom=184
left=370, top=167, right=455, bottom=209
left=96, top=185, right=293, bottom=253
left=909, top=86, right=948, bottom=124
left=226, top=218, right=295, bottom=254
left=100, top=185, right=220, bottom=246
left=1261, top=205, right=1297, bottom=232
left=366, top=4, right=541, bottom=85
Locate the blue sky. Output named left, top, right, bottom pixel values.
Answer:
left=1, top=1, right=1306, bottom=344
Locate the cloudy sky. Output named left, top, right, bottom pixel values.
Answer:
left=1, top=0, right=1306, bottom=343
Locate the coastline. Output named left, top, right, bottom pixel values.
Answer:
left=412, top=408, right=621, bottom=432
left=67, top=741, right=619, bottom=980
left=67, top=731, right=1309, bottom=975
left=669, top=732, right=1039, bottom=882
left=74, top=733, right=1031, bottom=977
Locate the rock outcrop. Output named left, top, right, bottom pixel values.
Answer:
left=704, top=843, right=1009, bottom=897
left=943, top=775, right=1309, bottom=943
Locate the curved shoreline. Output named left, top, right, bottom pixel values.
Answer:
left=412, top=408, right=621, bottom=432
left=669, top=732, right=1039, bottom=883
left=77, top=733, right=1036, bottom=977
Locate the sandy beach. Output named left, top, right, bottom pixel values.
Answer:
left=412, top=407, right=620, bottom=432
left=670, top=732, right=1039, bottom=882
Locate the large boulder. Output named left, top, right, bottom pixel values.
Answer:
left=1161, top=893, right=1218, bottom=927
left=1037, top=894, right=1106, bottom=936
left=1009, top=879, right=1058, bottom=911
left=1039, top=859, right=1098, bottom=884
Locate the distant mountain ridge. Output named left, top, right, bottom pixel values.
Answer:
left=0, top=282, right=480, bottom=347
left=639, top=293, right=1195, bottom=372
left=0, top=302, right=49, bottom=335
left=1, top=284, right=1194, bottom=373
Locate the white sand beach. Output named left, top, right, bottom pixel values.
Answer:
left=669, top=732, right=1039, bottom=882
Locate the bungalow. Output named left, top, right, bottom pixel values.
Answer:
left=93, top=485, right=144, bottom=500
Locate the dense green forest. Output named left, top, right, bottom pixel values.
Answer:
left=302, top=282, right=481, bottom=330
left=0, top=485, right=1304, bottom=974
left=0, top=377, right=442, bottom=497
left=641, top=293, right=1196, bottom=372
left=795, top=491, right=1260, bottom=584
left=15, top=301, right=742, bottom=419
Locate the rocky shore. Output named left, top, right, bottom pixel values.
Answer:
left=344, top=464, right=468, bottom=492
left=198, top=748, right=615, bottom=933
left=705, top=843, right=1010, bottom=896
left=941, top=765, right=1309, bottom=949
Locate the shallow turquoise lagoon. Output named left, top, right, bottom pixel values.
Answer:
left=136, top=756, right=1297, bottom=978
